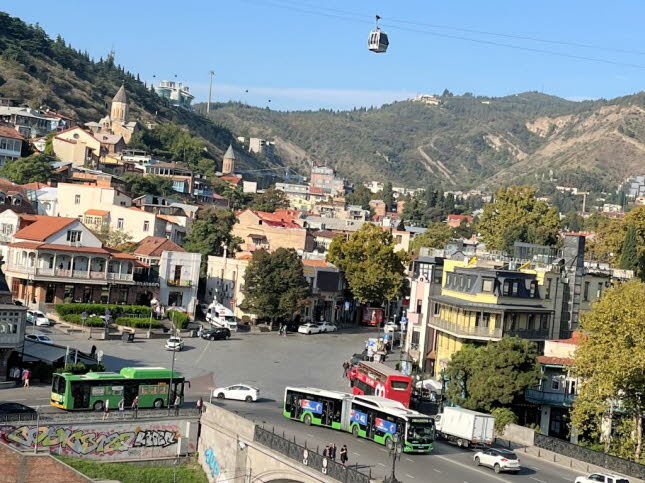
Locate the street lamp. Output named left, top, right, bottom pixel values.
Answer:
left=167, top=309, right=176, bottom=416
left=148, top=297, right=158, bottom=338
left=385, top=433, right=402, bottom=483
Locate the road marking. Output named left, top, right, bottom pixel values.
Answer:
left=435, top=455, right=512, bottom=483
left=433, top=468, right=442, bottom=473
left=405, top=457, right=414, bottom=462
left=306, top=433, right=314, bottom=438
left=530, top=478, right=547, bottom=483
left=405, top=474, right=415, bottom=479
left=377, top=462, right=386, bottom=467
left=352, top=452, right=360, bottom=456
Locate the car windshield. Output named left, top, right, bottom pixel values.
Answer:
left=407, top=419, right=435, bottom=444
left=169, top=338, right=181, bottom=343
left=224, top=316, right=236, bottom=323
left=500, top=452, right=518, bottom=460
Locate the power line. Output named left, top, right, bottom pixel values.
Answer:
left=242, top=0, right=645, bottom=69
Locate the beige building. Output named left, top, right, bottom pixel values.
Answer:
left=205, top=254, right=253, bottom=321
left=233, top=209, right=314, bottom=253
left=52, top=127, right=103, bottom=167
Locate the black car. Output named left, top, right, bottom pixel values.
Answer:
left=0, top=402, right=37, bottom=421
left=201, top=327, right=231, bottom=340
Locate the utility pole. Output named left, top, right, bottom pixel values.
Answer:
left=207, top=70, right=215, bottom=115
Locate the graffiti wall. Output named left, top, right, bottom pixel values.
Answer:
left=0, top=419, right=198, bottom=460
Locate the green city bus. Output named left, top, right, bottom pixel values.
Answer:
left=51, top=367, right=187, bottom=411
left=284, top=387, right=435, bottom=453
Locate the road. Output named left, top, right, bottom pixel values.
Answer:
left=4, top=323, right=587, bottom=483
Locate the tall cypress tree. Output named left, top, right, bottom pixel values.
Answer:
left=619, top=224, right=639, bottom=272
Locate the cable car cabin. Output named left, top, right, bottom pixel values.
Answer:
left=368, top=28, right=389, bottom=53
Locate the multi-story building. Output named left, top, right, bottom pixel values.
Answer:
left=52, top=127, right=105, bottom=166
left=0, top=180, right=35, bottom=216
left=233, top=209, right=314, bottom=253
left=205, top=253, right=252, bottom=321
left=3, top=215, right=142, bottom=309
left=0, top=266, right=26, bottom=382
left=310, top=166, right=345, bottom=196
left=154, top=80, right=195, bottom=109
left=143, top=162, right=194, bottom=195
left=133, top=236, right=201, bottom=314
left=301, top=258, right=346, bottom=324
left=248, top=138, right=275, bottom=155
left=0, top=126, right=24, bottom=166
left=0, top=106, right=52, bottom=138
left=369, top=199, right=387, bottom=217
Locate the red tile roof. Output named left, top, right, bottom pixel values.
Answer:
left=13, top=217, right=78, bottom=242
left=537, top=356, right=573, bottom=366
left=134, top=236, right=186, bottom=257
left=447, top=214, right=474, bottom=222
left=21, top=182, right=49, bottom=190
left=0, top=125, right=24, bottom=140
left=85, top=209, right=109, bottom=216
left=251, top=209, right=301, bottom=228
left=302, top=259, right=328, bottom=267
left=221, top=176, right=242, bottom=185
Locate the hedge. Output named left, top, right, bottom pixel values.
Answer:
left=55, top=303, right=151, bottom=318
left=168, top=310, right=190, bottom=330
left=61, top=314, right=105, bottom=327
left=115, top=317, right=163, bottom=329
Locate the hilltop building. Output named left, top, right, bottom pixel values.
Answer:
left=86, top=84, right=138, bottom=143
left=154, top=80, right=195, bottom=109
left=222, top=144, right=236, bottom=175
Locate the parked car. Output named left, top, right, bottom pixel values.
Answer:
left=473, top=448, right=521, bottom=474
left=384, top=321, right=399, bottom=333
left=165, top=336, right=184, bottom=351
left=201, top=327, right=231, bottom=340
left=25, top=334, right=53, bottom=344
left=350, top=351, right=369, bottom=365
left=317, top=321, right=337, bottom=333
left=26, top=310, right=50, bottom=326
left=575, top=474, right=630, bottom=483
left=0, top=402, right=37, bottom=419
left=298, top=323, right=321, bottom=335
left=212, top=384, right=259, bottom=402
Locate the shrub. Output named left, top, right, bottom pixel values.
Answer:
left=55, top=303, right=151, bottom=318
left=55, top=362, right=105, bottom=374
left=168, top=310, right=190, bottom=330
left=115, top=317, right=163, bottom=329
left=61, top=314, right=105, bottom=327
left=491, top=407, right=518, bottom=436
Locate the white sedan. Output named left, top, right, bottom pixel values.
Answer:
left=25, top=334, right=53, bottom=344
left=298, top=323, right=321, bottom=335
left=318, top=321, right=337, bottom=333
left=165, top=336, right=184, bottom=351
left=212, top=384, right=259, bottom=402
left=27, top=310, right=51, bottom=327
left=575, top=474, right=630, bottom=483
left=473, top=448, right=521, bottom=473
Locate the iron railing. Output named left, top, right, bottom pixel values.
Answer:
left=525, top=389, right=576, bottom=406
left=429, top=317, right=503, bottom=339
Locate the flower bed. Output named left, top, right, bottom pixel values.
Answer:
left=60, top=314, right=105, bottom=327
left=115, top=317, right=163, bottom=329
left=168, top=310, right=190, bottom=330
left=55, top=303, right=151, bottom=318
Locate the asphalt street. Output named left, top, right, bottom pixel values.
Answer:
left=4, top=324, right=588, bottom=483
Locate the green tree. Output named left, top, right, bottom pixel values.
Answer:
left=93, top=226, right=133, bottom=250
left=0, top=154, right=53, bottom=184
left=453, top=218, right=474, bottom=239
left=327, top=223, right=408, bottom=304
left=409, top=222, right=453, bottom=254
left=382, top=181, right=394, bottom=211
left=445, top=337, right=540, bottom=412
left=571, top=280, right=645, bottom=461
left=183, top=209, right=241, bottom=274
left=619, top=225, right=639, bottom=272
left=477, top=186, right=561, bottom=252
left=250, top=187, right=289, bottom=212
left=240, top=248, right=309, bottom=324
left=345, top=185, right=373, bottom=210
left=122, top=174, right=175, bottom=198
left=562, top=210, right=584, bottom=233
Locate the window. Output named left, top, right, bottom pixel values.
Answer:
left=583, top=281, right=590, bottom=301
left=482, top=279, right=493, bottom=292
left=415, top=299, right=422, bottom=314
left=66, top=230, right=82, bottom=243
left=545, top=278, right=552, bottom=299
left=596, top=282, right=603, bottom=299
left=411, top=331, right=420, bottom=349
left=551, top=377, right=560, bottom=391
left=540, top=314, right=549, bottom=330
left=12, top=196, right=21, bottom=206
left=530, top=281, right=538, bottom=298
left=173, top=265, right=182, bottom=282
left=75, top=194, right=81, bottom=205
left=512, top=281, right=520, bottom=296
left=143, top=220, right=150, bottom=232
left=527, top=314, right=535, bottom=330
left=503, top=280, right=511, bottom=296
left=117, top=218, right=124, bottom=229
left=433, top=303, right=440, bottom=315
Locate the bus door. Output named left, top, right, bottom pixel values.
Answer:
left=124, top=382, right=138, bottom=406
left=71, top=382, right=90, bottom=409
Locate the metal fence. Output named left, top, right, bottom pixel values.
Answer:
left=254, top=426, right=371, bottom=483
left=534, top=433, right=645, bottom=479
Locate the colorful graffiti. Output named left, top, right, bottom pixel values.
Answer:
left=0, top=424, right=180, bottom=456
left=204, top=448, right=220, bottom=478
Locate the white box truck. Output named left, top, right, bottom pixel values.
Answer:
left=205, top=303, right=238, bottom=332
left=434, top=407, right=495, bottom=448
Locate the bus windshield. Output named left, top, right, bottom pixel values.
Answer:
left=407, top=420, right=435, bottom=444
left=52, top=374, right=65, bottom=395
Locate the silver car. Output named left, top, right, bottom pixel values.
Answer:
left=474, top=448, right=521, bottom=473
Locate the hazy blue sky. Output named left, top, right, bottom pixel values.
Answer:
left=4, top=1, right=644, bottom=110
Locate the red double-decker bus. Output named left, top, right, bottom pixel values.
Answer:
left=348, top=361, right=412, bottom=408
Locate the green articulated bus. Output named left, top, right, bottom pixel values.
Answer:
left=51, top=367, right=187, bottom=411
left=284, top=387, right=435, bottom=453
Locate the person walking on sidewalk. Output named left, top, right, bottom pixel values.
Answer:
left=22, top=368, right=30, bottom=388
left=102, top=399, right=110, bottom=420
left=132, top=395, right=139, bottom=419
left=118, top=398, right=125, bottom=419
left=174, top=394, right=181, bottom=416
left=330, top=443, right=337, bottom=461
left=340, top=444, right=348, bottom=465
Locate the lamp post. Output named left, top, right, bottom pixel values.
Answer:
left=148, top=297, right=158, bottom=339
left=385, top=433, right=402, bottom=483
left=167, top=310, right=176, bottom=416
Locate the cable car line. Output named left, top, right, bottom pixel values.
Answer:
left=242, top=0, right=645, bottom=68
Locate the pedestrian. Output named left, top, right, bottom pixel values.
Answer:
left=342, top=361, right=349, bottom=377
left=102, top=399, right=110, bottom=420
left=155, top=305, right=161, bottom=320
left=132, top=395, right=139, bottom=419
left=322, top=445, right=330, bottom=458
left=340, top=444, right=348, bottom=465
left=118, top=397, right=125, bottom=419
left=196, top=396, right=204, bottom=414
left=22, top=368, right=30, bottom=388
left=197, top=325, right=203, bottom=338
left=90, top=345, right=96, bottom=357
left=174, top=394, right=181, bottom=416
left=330, top=443, right=337, bottom=461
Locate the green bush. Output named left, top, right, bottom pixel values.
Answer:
left=168, top=310, right=190, bottom=330
left=115, top=317, right=163, bottom=329
left=55, top=362, right=105, bottom=374
left=55, top=303, right=151, bottom=318
left=491, top=407, right=519, bottom=436
left=61, top=314, right=105, bottom=327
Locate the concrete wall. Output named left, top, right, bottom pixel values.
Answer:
left=0, top=442, right=92, bottom=482
left=198, top=402, right=335, bottom=483
left=0, top=416, right=198, bottom=461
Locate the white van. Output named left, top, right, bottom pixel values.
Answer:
left=205, top=303, right=238, bottom=332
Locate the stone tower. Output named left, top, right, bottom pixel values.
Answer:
left=222, top=144, right=236, bottom=174
left=110, top=83, right=129, bottom=122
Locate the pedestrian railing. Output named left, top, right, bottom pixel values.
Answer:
left=254, top=425, right=371, bottom=483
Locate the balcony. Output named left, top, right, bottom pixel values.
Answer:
left=166, top=279, right=192, bottom=288
left=429, top=317, right=503, bottom=340
left=506, top=328, right=551, bottom=339
left=525, top=388, right=576, bottom=407
left=6, top=264, right=134, bottom=282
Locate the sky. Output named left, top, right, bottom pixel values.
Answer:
left=3, top=1, right=644, bottom=110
